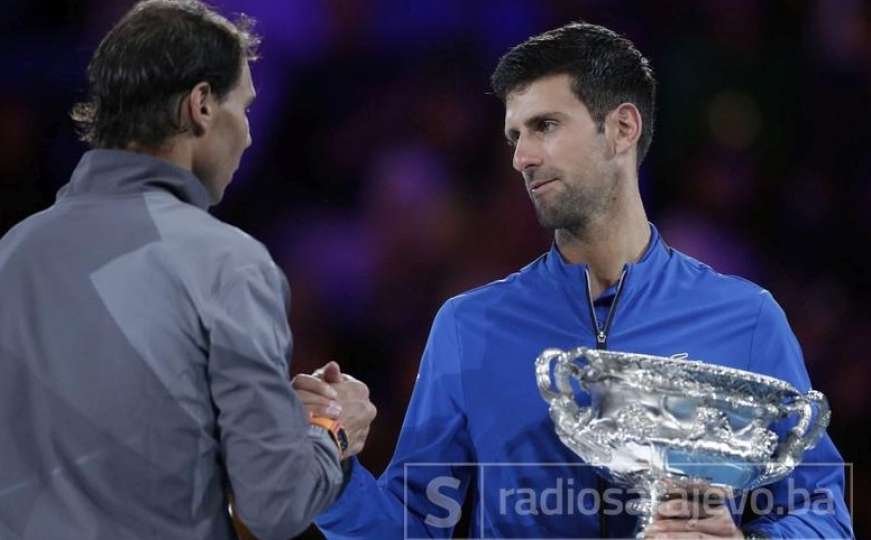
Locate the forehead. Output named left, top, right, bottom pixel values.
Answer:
left=504, top=73, right=582, bottom=126
left=234, top=61, right=255, bottom=96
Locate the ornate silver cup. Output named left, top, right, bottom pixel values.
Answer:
left=535, top=347, right=830, bottom=538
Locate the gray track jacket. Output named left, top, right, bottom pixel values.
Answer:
left=0, top=150, right=343, bottom=539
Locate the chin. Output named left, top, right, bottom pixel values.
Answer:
left=535, top=207, right=586, bottom=232
left=212, top=174, right=235, bottom=201
left=203, top=181, right=226, bottom=205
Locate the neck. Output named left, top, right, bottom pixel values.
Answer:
left=126, top=138, right=193, bottom=172
left=555, top=187, right=650, bottom=299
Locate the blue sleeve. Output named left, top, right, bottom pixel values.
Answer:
left=316, top=299, right=477, bottom=539
left=742, top=292, right=854, bottom=539
left=208, top=262, right=344, bottom=540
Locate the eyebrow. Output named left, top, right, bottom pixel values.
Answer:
left=504, top=111, right=566, bottom=141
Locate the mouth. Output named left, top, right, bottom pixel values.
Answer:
left=529, top=178, right=558, bottom=193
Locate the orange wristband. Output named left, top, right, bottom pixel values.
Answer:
left=309, top=414, right=349, bottom=457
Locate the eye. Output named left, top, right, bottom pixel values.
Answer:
left=538, top=119, right=558, bottom=132
left=506, top=138, right=517, bottom=148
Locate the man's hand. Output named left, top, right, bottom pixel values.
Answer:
left=292, top=361, right=377, bottom=459
left=644, top=488, right=744, bottom=539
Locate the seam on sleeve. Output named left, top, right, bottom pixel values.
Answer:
left=446, top=299, right=478, bottom=465
left=207, top=261, right=291, bottom=371
left=447, top=298, right=468, bottom=418
left=745, top=290, right=770, bottom=372
left=205, top=262, right=281, bottom=330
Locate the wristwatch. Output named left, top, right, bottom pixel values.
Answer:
left=309, top=414, right=350, bottom=458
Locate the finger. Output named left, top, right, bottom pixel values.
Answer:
left=312, top=361, right=341, bottom=380
left=646, top=513, right=737, bottom=536
left=293, top=390, right=344, bottom=418
left=645, top=521, right=725, bottom=539
left=337, top=400, right=377, bottom=430
left=655, top=496, right=723, bottom=519
left=701, top=485, right=732, bottom=499
left=365, top=401, right=377, bottom=421
left=646, top=532, right=718, bottom=539
left=292, top=374, right=338, bottom=399
left=307, top=402, right=344, bottom=419
left=320, top=361, right=344, bottom=384
left=334, top=380, right=370, bottom=400
left=340, top=401, right=374, bottom=451
left=655, top=498, right=699, bottom=518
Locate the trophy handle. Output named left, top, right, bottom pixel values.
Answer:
left=753, top=389, right=831, bottom=489
left=536, top=348, right=571, bottom=402
left=536, top=347, right=594, bottom=402
left=535, top=347, right=596, bottom=433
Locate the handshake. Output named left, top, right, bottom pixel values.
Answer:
left=292, top=362, right=378, bottom=459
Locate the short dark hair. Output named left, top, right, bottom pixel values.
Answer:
left=491, top=22, right=656, bottom=164
left=71, top=0, right=260, bottom=149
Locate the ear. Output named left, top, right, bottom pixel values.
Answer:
left=186, top=81, right=215, bottom=137
left=604, top=102, right=642, bottom=159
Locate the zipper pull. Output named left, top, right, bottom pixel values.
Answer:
left=597, top=330, right=606, bottom=345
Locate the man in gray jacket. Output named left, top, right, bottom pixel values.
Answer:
left=0, top=1, right=374, bottom=538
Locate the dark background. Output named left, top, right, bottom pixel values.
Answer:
left=1, top=1, right=867, bottom=538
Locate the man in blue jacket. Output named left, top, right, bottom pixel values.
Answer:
left=294, top=22, right=853, bottom=539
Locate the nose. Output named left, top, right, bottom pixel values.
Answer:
left=512, top=136, right=543, bottom=173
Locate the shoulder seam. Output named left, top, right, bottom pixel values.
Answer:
left=674, top=249, right=768, bottom=296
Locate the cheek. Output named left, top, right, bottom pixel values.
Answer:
left=561, top=136, right=600, bottom=168
left=547, top=138, right=581, bottom=171
left=218, top=112, right=247, bottom=152
left=233, top=114, right=250, bottom=151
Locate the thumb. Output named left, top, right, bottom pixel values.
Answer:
left=321, top=361, right=343, bottom=384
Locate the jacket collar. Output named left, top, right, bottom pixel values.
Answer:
left=57, top=149, right=212, bottom=210
left=541, top=223, right=671, bottom=300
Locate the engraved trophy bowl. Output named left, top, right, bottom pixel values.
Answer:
left=535, top=347, right=830, bottom=538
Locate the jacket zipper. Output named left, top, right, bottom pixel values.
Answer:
left=584, top=267, right=628, bottom=349
left=584, top=267, right=628, bottom=539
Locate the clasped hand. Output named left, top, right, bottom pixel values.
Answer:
left=292, top=362, right=377, bottom=459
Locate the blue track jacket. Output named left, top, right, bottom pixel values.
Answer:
left=316, top=224, right=853, bottom=539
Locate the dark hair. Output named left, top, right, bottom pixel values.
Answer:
left=71, top=0, right=260, bottom=149
left=491, top=21, right=656, bottom=164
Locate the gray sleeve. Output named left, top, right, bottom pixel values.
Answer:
left=206, top=261, right=343, bottom=540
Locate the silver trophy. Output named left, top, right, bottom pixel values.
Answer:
left=535, top=347, right=830, bottom=538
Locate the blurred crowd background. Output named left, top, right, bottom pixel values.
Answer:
left=2, top=0, right=868, bottom=538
